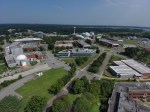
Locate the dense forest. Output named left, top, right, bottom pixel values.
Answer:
left=0, top=24, right=150, bottom=38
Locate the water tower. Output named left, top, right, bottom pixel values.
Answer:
left=73, top=27, right=76, bottom=35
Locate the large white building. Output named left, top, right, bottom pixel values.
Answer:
left=109, top=59, right=150, bottom=78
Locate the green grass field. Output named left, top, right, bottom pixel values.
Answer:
left=16, top=68, right=67, bottom=112
left=61, top=58, right=75, bottom=64
left=68, top=93, right=81, bottom=105
left=0, top=64, right=7, bottom=73
left=123, top=40, right=139, bottom=45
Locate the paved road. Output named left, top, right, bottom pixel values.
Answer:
left=98, top=52, right=112, bottom=79
left=0, top=75, right=34, bottom=100
left=0, top=64, right=50, bottom=84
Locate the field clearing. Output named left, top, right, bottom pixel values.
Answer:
left=16, top=68, right=67, bottom=112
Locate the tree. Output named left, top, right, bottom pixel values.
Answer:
left=85, top=39, right=92, bottom=45
left=0, top=96, right=21, bottom=112
left=72, top=79, right=85, bottom=94
left=48, top=80, right=64, bottom=94
left=82, top=92, right=96, bottom=103
left=24, top=96, right=47, bottom=112
left=73, top=97, right=91, bottom=112
left=96, top=49, right=100, bottom=54
left=99, top=79, right=114, bottom=97
left=88, top=80, right=101, bottom=97
left=88, top=66, right=99, bottom=73
left=125, top=47, right=139, bottom=58
left=51, top=96, right=70, bottom=112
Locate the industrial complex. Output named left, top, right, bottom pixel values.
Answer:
left=4, top=38, right=48, bottom=67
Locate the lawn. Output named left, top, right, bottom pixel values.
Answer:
left=78, top=54, right=99, bottom=69
left=123, top=40, right=139, bottom=45
left=61, top=58, right=75, bottom=64
left=68, top=93, right=81, bottom=105
left=16, top=68, right=67, bottom=112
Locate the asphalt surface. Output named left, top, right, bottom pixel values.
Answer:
left=46, top=51, right=70, bottom=71
left=0, top=75, right=34, bottom=100
left=98, top=52, right=112, bottom=79
left=0, top=64, right=50, bottom=84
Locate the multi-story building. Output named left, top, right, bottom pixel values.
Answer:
left=108, top=82, right=150, bottom=112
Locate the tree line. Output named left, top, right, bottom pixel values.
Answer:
left=124, top=47, right=150, bottom=64
left=88, top=52, right=106, bottom=73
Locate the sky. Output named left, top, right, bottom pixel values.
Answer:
left=0, top=0, right=150, bottom=27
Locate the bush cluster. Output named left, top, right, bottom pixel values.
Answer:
left=75, top=57, right=88, bottom=66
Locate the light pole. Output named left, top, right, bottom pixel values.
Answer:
left=73, top=27, right=76, bottom=35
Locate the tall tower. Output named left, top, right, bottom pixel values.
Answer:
left=73, top=27, right=76, bottom=35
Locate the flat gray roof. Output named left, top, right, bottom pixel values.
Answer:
left=122, top=60, right=150, bottom=74
left=109, top=65, right=142, bottom=77
left=99, top=39, right=119, bottom=45
left=78, top=40, right=91, bottom=47
left=14, top=38, right=42, bottom=42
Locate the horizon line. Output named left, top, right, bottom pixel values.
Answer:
left=0, top=23, right=150, bottom=29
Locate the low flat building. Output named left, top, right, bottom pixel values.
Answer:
left=109, top=65, right=142, bottom=78
left=57, top=48, right=96, bottom=58
left=109, top=59, right=150, bottom=78
left=78, top=40, right=91, bottom=48
left=121, top=60, right=150, bottom=76
left=108, top=82, right=150, bottom=112
left=99, top=39, right=119, bottom=47
left=55, top=40, right=79, bottom=49
left=121, top=44, right=136, bottom=48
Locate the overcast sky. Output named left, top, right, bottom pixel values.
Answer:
left=0, top=0, right=150, bottom=27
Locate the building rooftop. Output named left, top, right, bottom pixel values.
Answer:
left=59, top=48, right=96, bottom=54
left=78, top=40, right=91, bottom=47
left=108, top=82, right=150, bottom=112
left=100, top=39, right=119, bottom=45
left=121, top=60, right=150, bottom=74
left=109, top=65, right=142, bottom=77
left=113, top=61, right=125, bottom=66
left=110, top=60, right=150, bottom=77
left=14, top=38, right=42, bottom=42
